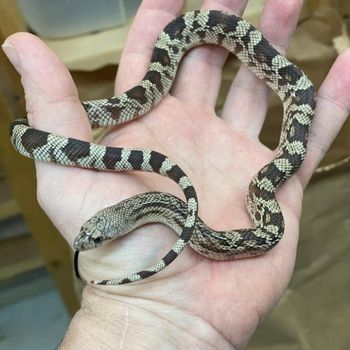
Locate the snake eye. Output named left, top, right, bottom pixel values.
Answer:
left=94, top=236, right=103, bottom=244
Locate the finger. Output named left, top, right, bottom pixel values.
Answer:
left=297, top=49, right=350, bottom=188
left=2, top=33, right=90, bottom=140
left=170, top=0, right=249, bottom=108
left=221, top=0, right=304, bottom=137
left=2, top=33, right=91, bottom=194
left=115, top=0, right=184, bottom=94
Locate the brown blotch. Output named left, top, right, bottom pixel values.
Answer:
left=151, top=47, right=171, bottom=67
left=21, top=129, right=49, bottom=154
left=103, top=147, right=122, bottom=170
left=149, top=151, right=166, bottom=172
left=144, top=70, right=164, bottom=93
left=126, top=86, right=148, bottom=105
left=162, top=249, right=178, bottom=266
left=128, top=150, right=144, bottom=170
left=63, top=138, right=90, bottom=163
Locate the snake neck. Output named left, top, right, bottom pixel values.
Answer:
left=97, top=191, right=284, bottom=259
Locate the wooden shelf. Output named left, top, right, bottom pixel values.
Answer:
left=44, top=23, right=131, bottom=71
left=0, top=256, right=44, bottom=282
left=0, top=168, right=21, bottom=221
left=41, top=0, right=267, bottom=72
left=0, top=229, right=44, bottom=282
left=0, top=198, right=21, bottom=221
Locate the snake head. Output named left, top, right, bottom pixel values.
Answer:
left=73, top=215, right=109, bottom=251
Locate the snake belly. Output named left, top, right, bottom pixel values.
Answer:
left=10, top=10, right=316, bottom=285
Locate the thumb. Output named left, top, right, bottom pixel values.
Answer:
left=2, top=32, right=90, bottom=139
left=2, top=33, right=93, bottom=236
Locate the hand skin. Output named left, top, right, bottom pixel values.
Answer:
left=3, top=0, right=349, bottom=349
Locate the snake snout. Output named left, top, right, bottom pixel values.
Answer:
left=74, top=232, right=94, bottom=250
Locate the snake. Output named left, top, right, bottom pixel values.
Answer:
left=10, top=10, right=316, bottom=285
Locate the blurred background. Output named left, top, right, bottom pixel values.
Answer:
left=0, top=0, right=349, bottom=349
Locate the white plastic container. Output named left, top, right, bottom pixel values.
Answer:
left=16, top=0, right=141, bottom=38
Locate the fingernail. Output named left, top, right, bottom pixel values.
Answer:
left=2, top=42, right=21, bottom=73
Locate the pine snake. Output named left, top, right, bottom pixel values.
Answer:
left=10, top=10, right=316, bottom=285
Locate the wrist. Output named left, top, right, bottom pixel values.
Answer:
left=60, top=285, right=234, bottom=350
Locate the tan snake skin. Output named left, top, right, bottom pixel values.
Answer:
left=10, top=10, right=316, bottom=285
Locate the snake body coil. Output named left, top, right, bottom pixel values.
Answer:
left=10, top=11, right=316, bottom=285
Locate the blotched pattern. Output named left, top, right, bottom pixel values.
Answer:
left=10, top=10, right=315, bottom=285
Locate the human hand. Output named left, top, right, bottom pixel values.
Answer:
left=3, top=0, right=349, bottom=348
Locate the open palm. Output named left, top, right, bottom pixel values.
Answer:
left=4, top=0, right=349, bottom=348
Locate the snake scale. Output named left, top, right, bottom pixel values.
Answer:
left=10, top=10, right=316, bottom=285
